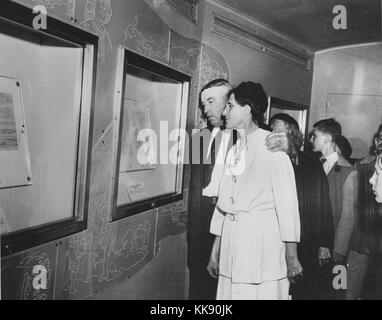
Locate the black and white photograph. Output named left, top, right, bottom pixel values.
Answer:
left=1, top=0, right=382, bottom=308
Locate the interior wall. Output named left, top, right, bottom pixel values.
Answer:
left=201, top=1, right=314, bottom=109
left=310, top=43, right=382, bottom=158
left=2, top=0, right=314, bottom=300
left=2, top=0, right=198, bottom=300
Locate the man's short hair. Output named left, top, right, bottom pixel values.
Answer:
left=313, top=118, right=342, bottom=143
left=201, top=78, right=231, bottom=92
left=199, top=79, right=231, bottom=119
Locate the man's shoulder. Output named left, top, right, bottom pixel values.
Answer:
left=337, top=155, right=354, bottom=168
left=330, top=157, right=357, bottom=182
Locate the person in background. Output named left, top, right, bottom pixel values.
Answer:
left=345, top=124, right=382, bottom=300
left=349, top=128, right=382, bottom=299
left=310, top=118, right=358, bottom=300
left=366, top=124, right=382, bottom=164
left=370, top=141, right=382, bottom=204
left=208, top=82, right=301, bottom=300
left=269, top=113, right=334, bottom=300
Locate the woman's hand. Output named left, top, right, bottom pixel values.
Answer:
left=207, top=236, right=221, bottom=279
left=285, top=242, right=303, bottom=284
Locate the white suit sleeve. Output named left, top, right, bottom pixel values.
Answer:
left=210, top=207, right=225, bottom=236
left=270, top=151, right=300, bottom=242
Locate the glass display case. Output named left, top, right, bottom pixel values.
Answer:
left=112, top=49, right=190, bottom=220
left=0, top=3, right=97, bottom=255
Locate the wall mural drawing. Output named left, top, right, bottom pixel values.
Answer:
left=31, top=0, right=76, bottom=21
left=169, top=44, right=200, bottom=74
left=124, top=15, right=168, bottom=62
left=79, top=0, right=113, bottom=62
left=60, top=127, right=154, bottom=296
left=17, top=253, right=52, bottom=300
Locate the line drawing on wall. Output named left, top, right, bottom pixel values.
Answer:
left=61, top=126, right=154, bottom=295
left=63, top=220, right=152, bottom=293
left=17, top=252, right=52, bottom=300
left=79, top=0, right=113, bottom=62
left=199, top=51, right=229, bottom=89
left=169, top=43, right=200, bottom=75
left=32, top=0, right=76, bottom=21
left=124, top=15, right=168, bottom=62
left=32, top=0, right=65, bottom=7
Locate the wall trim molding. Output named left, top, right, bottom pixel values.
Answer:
left=315, top=42, right=382, bottom=55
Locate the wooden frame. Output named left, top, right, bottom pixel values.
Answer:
left=111, top=48, right=190, bottom=221
left=0, top=1, right=98, bottom=256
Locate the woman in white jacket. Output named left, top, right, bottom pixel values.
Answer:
left=207, top=81, right=302, bottom=300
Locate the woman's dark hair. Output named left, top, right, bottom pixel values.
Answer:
left=227, top=81, right=268, bottom=126
left=269, top=113, right=304, bottom=150
left=369, top=124, right=382, bottom=156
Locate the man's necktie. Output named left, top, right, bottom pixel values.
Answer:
left=204, top=137, right=216, bottom=188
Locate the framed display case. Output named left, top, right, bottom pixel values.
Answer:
left=0, top=76, right=32, bottom=190
left=266, top=96, right=310, bottom=142
left=0, top=2, right=97, bottom=256
left=111, top=48, right=190, bottom=220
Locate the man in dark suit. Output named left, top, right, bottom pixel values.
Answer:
left=187, top=79, right=232, bottom=300
left=310, top=118, right=358, bottom=299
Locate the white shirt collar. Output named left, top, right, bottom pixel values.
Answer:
left=323, top=151, right=338, bottom=175
left=206, top=127, right=221, bottom=160
left=203, top=129, right=232, bottom=197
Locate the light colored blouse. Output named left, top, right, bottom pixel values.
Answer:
left=210, top=128, right=300, bottom=283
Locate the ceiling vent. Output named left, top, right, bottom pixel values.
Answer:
left=166, top=0, right=199, bottom=24
left=212, top=14, right=311, bottom=70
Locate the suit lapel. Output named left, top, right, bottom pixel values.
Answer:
left=327, top=157, right=352, bottom=178
left=327, top=160, right=338, bottom=178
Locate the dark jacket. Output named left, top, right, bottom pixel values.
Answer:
left=326, top=156, right=358, bottom=257
left=187, top=128, right=236, bottom=268
left=293, top=151, right=334, bottom=250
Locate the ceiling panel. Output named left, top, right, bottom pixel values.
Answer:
left=215, top=0, right=381, bottom=51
